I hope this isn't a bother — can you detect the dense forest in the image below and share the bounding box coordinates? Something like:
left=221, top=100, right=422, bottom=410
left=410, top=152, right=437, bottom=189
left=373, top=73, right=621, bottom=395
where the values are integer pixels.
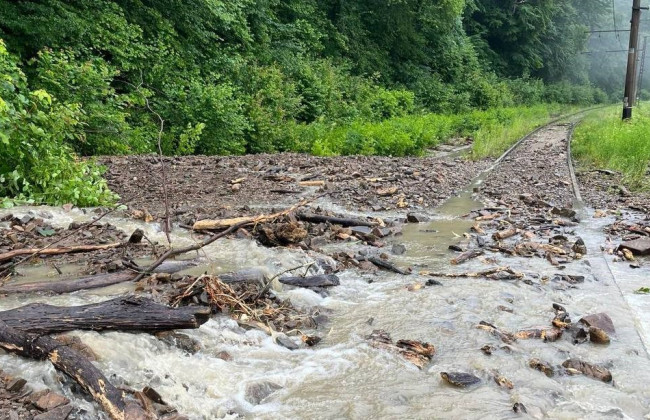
left=0, top=0, right=638, bottom=205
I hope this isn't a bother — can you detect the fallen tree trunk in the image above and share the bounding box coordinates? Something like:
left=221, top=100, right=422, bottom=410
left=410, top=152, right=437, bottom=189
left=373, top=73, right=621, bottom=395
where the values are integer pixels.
left=367, top=256, right=410, bottom=275
left=0, top=259, right=203, bottom=295
left=220, top=268, right=267, bottom=284
left=0, top=243, right=123, bottom=264
left=493, top=228, right=517, bottom=241
left=0, top=272, right=136, bottom=295
left=0, top=320, right=141, bottom=420
left=450, top=249, right=484, bottom=265
left=423, top=266, right=522, bottom=279
left=279, top=274, right=340, bottom=288
left=0, top=296, right=211, bottom=334
left=296, top=213, right=377, bottom=227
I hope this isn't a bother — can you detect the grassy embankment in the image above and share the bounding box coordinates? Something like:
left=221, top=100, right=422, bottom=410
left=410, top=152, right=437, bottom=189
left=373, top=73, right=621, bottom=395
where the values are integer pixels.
left=295, top=103, right=576, bottom=158
left=573, top=106, right=650, bottom=189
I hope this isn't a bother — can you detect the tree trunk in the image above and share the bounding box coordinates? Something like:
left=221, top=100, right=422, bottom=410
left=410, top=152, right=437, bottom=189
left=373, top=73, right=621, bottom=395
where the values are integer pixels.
left=0, top=272, right=136, bottom=295
left=296, top=213, right=377, bottom=227
left=0, top=243, right=123, bottom=263
left=0, top=296, right=211, bottom=334
left=0, top=320, right=142, bottom=420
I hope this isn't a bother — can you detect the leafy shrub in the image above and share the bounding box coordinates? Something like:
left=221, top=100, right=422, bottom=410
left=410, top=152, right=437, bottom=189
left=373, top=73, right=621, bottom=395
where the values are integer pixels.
left=0, top=40, right=115, bottom=206
left=573, top=106, right=650, bottom=188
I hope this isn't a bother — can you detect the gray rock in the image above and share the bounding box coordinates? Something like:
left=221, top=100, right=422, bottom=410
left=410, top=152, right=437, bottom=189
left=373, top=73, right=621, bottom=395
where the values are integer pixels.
left=406, top=213, right=429, bottom=223
left=619, top=237, right=650, bottom=256
left=33, top=404, right=73, bottom=420
left=274, top=333, right=299, bottom=350
left=244, top=381, right=282, bottom=405
left=391, top=243, right=406, bottom=255
left=580, top=313, right=615, bottom=335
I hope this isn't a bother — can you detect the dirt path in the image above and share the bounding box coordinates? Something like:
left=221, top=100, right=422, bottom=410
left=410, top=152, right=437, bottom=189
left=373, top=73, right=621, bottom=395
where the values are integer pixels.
left=479, top=122, right=576, bottom=208
left=100, top=152, right=490, bottom=224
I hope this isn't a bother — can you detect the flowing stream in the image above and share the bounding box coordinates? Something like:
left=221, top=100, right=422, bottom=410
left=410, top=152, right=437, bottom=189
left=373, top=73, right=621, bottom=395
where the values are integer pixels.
left=1, top=170, right=650, bottom=419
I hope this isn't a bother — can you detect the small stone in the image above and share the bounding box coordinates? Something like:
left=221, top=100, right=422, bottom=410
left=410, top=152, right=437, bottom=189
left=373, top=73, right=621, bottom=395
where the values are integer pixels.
left=425, top=279, right=442, bottom=286
left=580, top=313, right=615, bottom=335
left=231, top=183, right=241, bottom=192
left=274, top=333, right=298, bottom=350
left=440, top=372, right=481, bottom=387
left=513, top=402, right=527, bottom=414
left=562, top=358, right=612, bottom=383
left=6, top=378, right=27, bottom=393
left=391, top=244, right=406, bottom=255
left=529, top=358, right=554, bottom=377
left=619, top=237, right=650, bottom=256
left=572, top=238, right=587, bottom=255
left=216, top=351, right=232, bottom=361
left=588, top=326, right=610, bottom=344
left=244, top=381, right=282, bottom=405
left=406, top=213, right=429, bottom=223
left=33, top=404, right=73, bottom=420
left=31, top=390, right=69, bottom=411
left=155, top=331, right=202, bottom=354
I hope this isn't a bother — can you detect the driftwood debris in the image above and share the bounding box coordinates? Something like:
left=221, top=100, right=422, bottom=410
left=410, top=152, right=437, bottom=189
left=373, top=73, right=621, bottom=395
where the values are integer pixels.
left=450, top=249, right=484, bottom=265
left=279, top=274, right=340, bottom=288
left=423, top=266, right=523, bottom=280
left=0, top=243, right=123, bottom=264
left=0, top=320, right=143, bottom=420
left=367, top=256, right=410, bottom=275
left=0, top=259, right=201, bottom=295
left=0, top=272, right=136, bottom=295
left=0, top=296, right=210, bottom=334
left=367, top=329, right=435, bottom=369
left=296, top=213, right=377, bottom=228
left=493, top=227, right=517, bottom=241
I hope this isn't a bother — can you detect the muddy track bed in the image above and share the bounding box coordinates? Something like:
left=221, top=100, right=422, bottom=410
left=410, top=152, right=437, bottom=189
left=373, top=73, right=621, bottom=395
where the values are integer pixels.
left=100, top=152, right=491, bottom=223
left=1, top=118, right=650, bottom=419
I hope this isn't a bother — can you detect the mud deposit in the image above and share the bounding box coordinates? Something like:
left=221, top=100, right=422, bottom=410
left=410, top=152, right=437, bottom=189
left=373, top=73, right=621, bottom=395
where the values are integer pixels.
left=0, top=119, right=649, bottom=419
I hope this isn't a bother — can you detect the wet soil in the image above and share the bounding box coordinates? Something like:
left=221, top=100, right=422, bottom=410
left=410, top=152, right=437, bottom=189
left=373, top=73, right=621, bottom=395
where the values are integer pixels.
left=478, top=123, right=576, bottom=209
left=576, top=169, right=650, bottom=213
left=0, top=210, right=163, bottom=275
left=99, top=152, right=491, bottom=224
left=0, top=370, right=73, bottom=420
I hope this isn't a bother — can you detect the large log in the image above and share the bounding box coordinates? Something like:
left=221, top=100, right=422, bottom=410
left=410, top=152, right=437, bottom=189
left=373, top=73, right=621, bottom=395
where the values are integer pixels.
left=279, top=274, right=340, bottom=288
left=0, top=320, right=142, bottom=420
left=0, top=272, right=136, bottom=295
left=0, top=259, right=201, bottom=295
left=296, top=213, right=377, bottom=227
left=0, top=296, right=211, bottom=334
left=0, top=243, right=123, bottom=264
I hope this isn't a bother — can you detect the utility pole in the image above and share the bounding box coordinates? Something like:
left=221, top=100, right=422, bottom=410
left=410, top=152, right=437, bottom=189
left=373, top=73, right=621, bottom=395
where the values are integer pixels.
left=623, top=0, right=643, bottom=120
left=636, top=36, right=648, bottom=104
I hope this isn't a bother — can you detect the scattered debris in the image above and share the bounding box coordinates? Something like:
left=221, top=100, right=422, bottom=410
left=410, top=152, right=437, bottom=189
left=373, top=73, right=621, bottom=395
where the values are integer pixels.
left=367, top=330, right=435, bottom=369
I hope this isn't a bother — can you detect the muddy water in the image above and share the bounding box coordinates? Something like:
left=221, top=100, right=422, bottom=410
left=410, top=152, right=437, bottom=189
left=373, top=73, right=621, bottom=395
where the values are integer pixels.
left=2, top=194, right=650, bottom=419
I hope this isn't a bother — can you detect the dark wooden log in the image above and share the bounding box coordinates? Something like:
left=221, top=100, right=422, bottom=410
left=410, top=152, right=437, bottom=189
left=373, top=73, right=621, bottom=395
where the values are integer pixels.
left=296, top=213, right=377, bottom=227
left=0, top=320, right=142, bottom=420
left=450, top=249, right=484, bottom=265
left=0, top=243, right=123, bottom=264
left=0, top=296, right=211, bottom=334
left=220, top=268, right=267, bottom=284
left=279, top=274, right=340, bottom=288
left=493, top=228, right=517, bottom=241
left=367, top=256, right=410, bottom=275
left=0, top=259, right=203, bottom=296
left=0, top=272, right=136, bottom=295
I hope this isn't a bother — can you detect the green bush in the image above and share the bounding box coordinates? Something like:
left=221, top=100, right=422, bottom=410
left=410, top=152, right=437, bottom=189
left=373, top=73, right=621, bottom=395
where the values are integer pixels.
left=573, top=106, right=650, bottom=188
left=0, top=40, right=115, bottom=206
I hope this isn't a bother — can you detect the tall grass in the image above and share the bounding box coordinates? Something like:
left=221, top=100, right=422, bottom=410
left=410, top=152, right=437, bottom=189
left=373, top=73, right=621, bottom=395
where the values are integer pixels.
left=285, top=104, right=573, bottom=158
left=573, top=106, right=650, bottom=189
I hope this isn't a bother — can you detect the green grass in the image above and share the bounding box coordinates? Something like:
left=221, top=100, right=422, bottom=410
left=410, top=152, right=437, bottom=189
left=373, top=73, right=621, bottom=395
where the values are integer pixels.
left=468, top=104, right=576, bottom=159
left=286, top=104, right=576, bottom=158
left=573, top=106, right=650, bottom=189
